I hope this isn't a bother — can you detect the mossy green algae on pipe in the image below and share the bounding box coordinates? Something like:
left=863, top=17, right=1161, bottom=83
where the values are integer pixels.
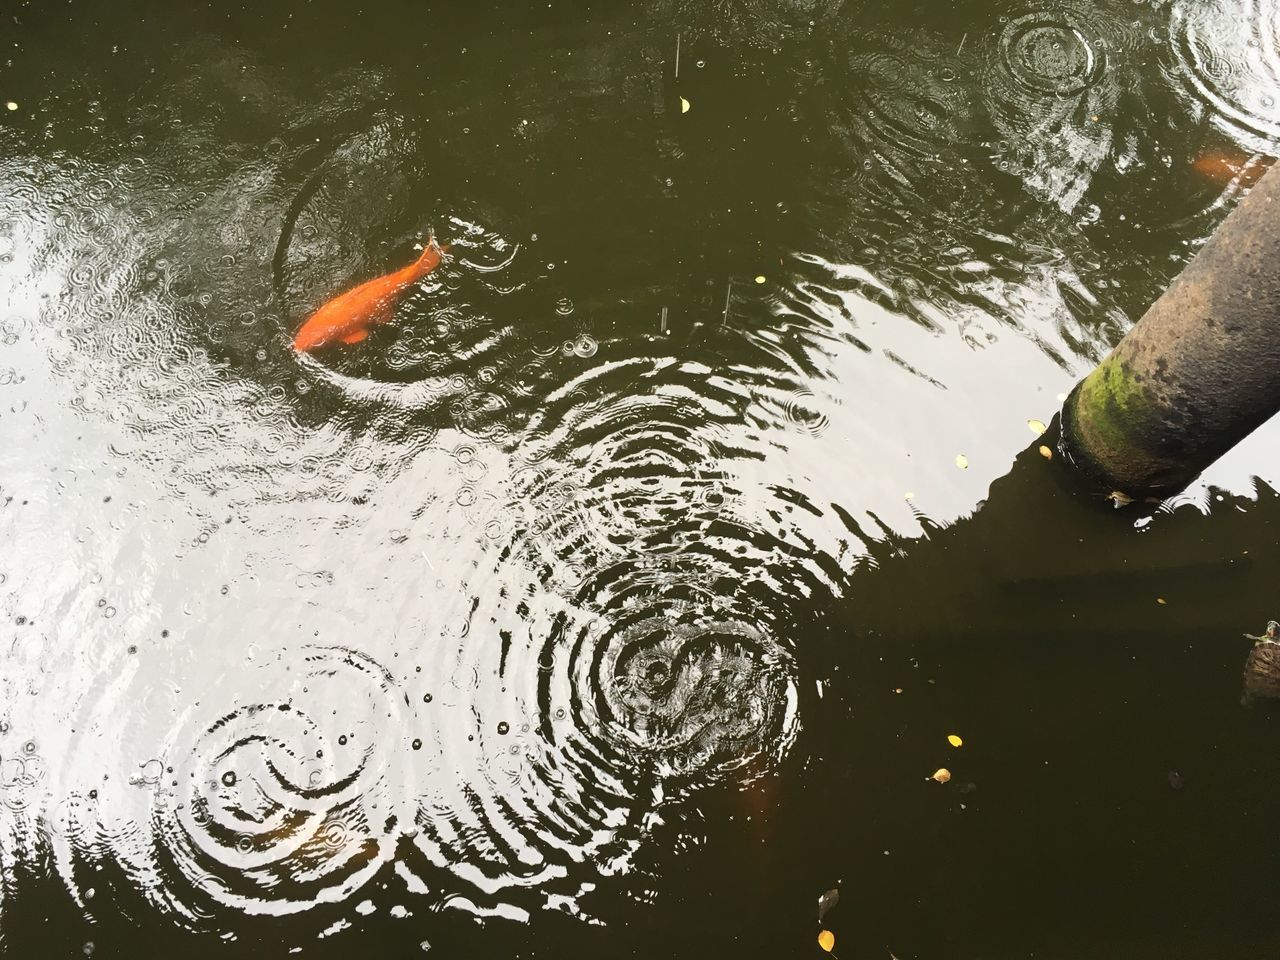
left=1061, top=162, right=1280, bottom=500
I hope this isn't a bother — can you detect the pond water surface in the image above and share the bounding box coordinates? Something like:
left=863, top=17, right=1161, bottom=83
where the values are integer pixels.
left=2, top=1, right=1280, bottom=957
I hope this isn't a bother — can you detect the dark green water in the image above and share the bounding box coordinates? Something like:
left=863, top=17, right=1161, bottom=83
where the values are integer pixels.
left=2, top=0, right=1279, bottom=957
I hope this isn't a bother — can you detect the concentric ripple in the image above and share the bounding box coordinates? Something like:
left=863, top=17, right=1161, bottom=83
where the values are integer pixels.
left=557, top=599, right=799, bottom=790
left=151, top=646, right=404, bottom=920
left=378, top=349, right=835, bottom=916
left=45, top=645, right=408, bottom=929
left=981, top=5, right=1125, bottom=212
left=509, top=359, right=740, bottom=560
left=999, top=12, right=1103, bottom=97
left=1169, top=0, right=1280, bottom=140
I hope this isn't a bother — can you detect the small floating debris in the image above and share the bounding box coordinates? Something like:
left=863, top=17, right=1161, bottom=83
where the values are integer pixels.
left=4, top=102, right=16, bottom=112
left=930, top=768, right=952, bottom=783
left=1242, top=620, right=1280, bottom=704
left=947, top=734, right=963, bottom=747
left=955, top=453, right=969, bottom=470
left=1038, top=444, right=1053, bottom=460
left=1027, top=418, right=1047, bottom=435
left=1156, top=598, right=1168, bottom=605
left=817, top=888, right=839, bottom=923
left=754, top=275, right=766, bottom=284
left=818, top=929, right=836, bottom=952
left=680, top=96, right=691, bottom=113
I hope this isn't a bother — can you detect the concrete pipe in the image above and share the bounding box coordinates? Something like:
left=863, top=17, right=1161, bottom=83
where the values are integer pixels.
left=1060, top=161, right=1280, bottom=500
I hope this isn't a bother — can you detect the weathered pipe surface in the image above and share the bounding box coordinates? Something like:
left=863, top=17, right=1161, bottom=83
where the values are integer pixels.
left=1060, top=162, right=1280, bottom=499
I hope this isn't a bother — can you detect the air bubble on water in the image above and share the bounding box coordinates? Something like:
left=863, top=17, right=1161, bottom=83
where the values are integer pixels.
left=497, top=722, right=510, bottom=735
left=221, top=771, right=236, bottom=787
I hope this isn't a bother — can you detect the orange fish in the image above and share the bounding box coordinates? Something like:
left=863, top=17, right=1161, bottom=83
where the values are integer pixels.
left=293, top=239, right=448, bottom=352
left=1191, top=150, right=1266, bottom=188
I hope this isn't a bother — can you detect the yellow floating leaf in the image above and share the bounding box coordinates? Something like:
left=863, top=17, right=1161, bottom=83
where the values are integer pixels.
left=1157, top=597, right=1167, bottom=605
left=1038, top=444, right=1053, bottom=460
left=955, top=453, right=968, bottom=470
left=754, top=275, right=766, bottom=284
left=680, top=97, right=691, bottom=113
left=818, top=930, right=836, bottom=952
left=930, top=768, right=951, bottom=783
left=1027, top=418, right=1047, bottom=435
left=947, top=734, right=963, bottom=747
